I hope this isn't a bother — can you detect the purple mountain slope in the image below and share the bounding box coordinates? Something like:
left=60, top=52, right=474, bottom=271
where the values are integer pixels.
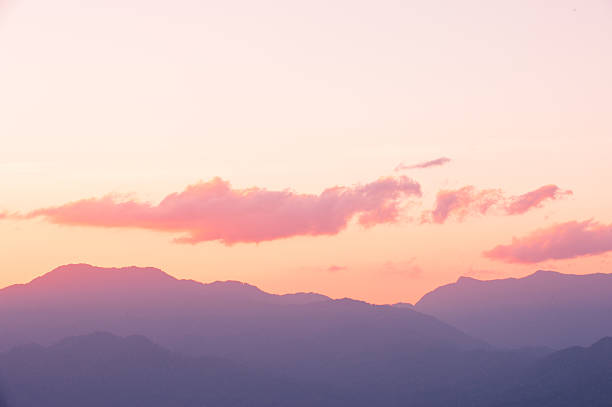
left=415, top=270, right=612, bottom=349
left=0, top=264, right=328, bottom=305
left=0, top=332, right=339, bottom=407
left=0, top=264, right=484, bottom=369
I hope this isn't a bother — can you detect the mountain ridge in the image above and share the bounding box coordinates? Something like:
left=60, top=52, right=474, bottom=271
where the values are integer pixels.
left=0, top=263, right=331, bottom=306
left=416, top=269, right=612, bottom=349
left=0, top=264, right=484, bottom=369
left=2, top=331, right=611, bottom=407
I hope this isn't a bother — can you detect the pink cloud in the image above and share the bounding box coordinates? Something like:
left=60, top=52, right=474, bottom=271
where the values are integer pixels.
left=26, top=176, right=421, bottom=244
left=423, top=184, right=571, bottom=224
left=424, top=186, right=503, bottom=223
left=327, top=265, right=347, bottom=272
left=484, top=220, right=612, bottom=263
left=505, top=185, right=572, bottom=215
left=395, top=157, right=451, bottom=171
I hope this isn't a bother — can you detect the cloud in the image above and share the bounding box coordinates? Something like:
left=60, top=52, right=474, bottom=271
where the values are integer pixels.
left=395, top=157, right=451, bottom=171
left=423, top=184, right=571, bottom=224
left=327, top=265, right=347, bottom=272
left=25, top=176, right=421, bottom=244
left=484, top=220, right=612, bottom=264
left=505, top=185, right=572, bottom=215
left=424, top=186, right=503, bottom=223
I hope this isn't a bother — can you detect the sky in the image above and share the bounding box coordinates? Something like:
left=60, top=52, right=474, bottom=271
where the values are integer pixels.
left=1, top=0, right=611, bottom=304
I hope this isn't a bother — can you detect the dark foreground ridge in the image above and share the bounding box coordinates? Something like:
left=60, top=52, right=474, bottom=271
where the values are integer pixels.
left=0, top=332, right=611, bottom=407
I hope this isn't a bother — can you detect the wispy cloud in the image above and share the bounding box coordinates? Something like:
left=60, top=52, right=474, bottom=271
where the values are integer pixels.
left=395, top=157, right=451, bottom=171
left=422, top=184, right=571, bottom=223
left=506, top=185, right=572, bottom=215
left=423, top=186, right=502, bottom=223
left=327, top=265, right=347, bottom=272
left=484, top=220, right=612, bottom=263
left=24, top=176, right=422, bottom=245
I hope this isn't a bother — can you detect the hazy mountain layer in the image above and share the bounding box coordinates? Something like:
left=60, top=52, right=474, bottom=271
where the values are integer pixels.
left=416, top=270, right=612, bottom=348
left=1, top=332, right=610, bottom=407
left=0, top=264, right=484, bottom=372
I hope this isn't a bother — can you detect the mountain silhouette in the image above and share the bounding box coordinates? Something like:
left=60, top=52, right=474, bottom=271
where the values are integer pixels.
left=0, top=332, right=609, bottom=407
left=0, top=332, right=340, bottom=407
left=2, top=265, right=612, bottom=406
left=0, top=264, right=484, bottom=372
left=485, top=337, right=612, bottom=407
left=1, top=264, right=329, bottom=305
left=416, top=270, right=612, bottom=349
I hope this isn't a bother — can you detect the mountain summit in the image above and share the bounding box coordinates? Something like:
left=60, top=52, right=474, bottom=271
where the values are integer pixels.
left=1, top=263, right=327, bottom=306
left=416, top=270, right=612, bottom=349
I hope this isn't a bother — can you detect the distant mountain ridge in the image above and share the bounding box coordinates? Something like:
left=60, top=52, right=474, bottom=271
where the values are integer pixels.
left=0, top=332, right=337, bottom=407
left=4, top=265, right=612, bottom=351
left=485, top=336, right=612, bottom=407
left=0, top=264, right=483, bottom=371
left=1, top=332, right=611, bottom=407
left=416, top=270, right=612, bottom=349
left=1, top=263, right=329, bottom=305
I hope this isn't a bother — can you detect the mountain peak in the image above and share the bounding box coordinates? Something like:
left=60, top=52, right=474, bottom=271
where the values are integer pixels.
left=528, top=270, right=561, bottom=278
left=456, top=276, right=479, bottom=283
left=590, top=336, right=612, bottom=351
left=392, top=302, right=414, bottom=309
left=416, top=270, right=612, bottom=349
left=199, top=280, right=269, bottom=299
left=0, top=264, right=336, bottom=308
left=205, top=280, right=261, bottom=290
left=46, top=263, right=171, bottom=277
left=21, top=264, right=178, bottom=293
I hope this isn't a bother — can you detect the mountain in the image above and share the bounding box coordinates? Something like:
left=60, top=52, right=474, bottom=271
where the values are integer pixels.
left=1, top=332, right=609, bottom=407
left=0, top=332, right=339, bottom=407
left=416, top=270, right=612, bottom=349
left=0, top=264, right=329, bottom=306
left=0, top=331, right=546, bottom=407
left=2, top=265, right=611, bottom=406
left=391, top=302, right=414, bottom=309
left=0, top=264, right=484, bottom=371
left=487, top=337, right=612, bottom=407
left=0, top=332, right=477, bottom=407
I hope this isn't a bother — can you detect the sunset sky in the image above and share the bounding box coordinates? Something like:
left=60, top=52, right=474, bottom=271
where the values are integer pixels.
left=1, top=0, right=611, bottom=304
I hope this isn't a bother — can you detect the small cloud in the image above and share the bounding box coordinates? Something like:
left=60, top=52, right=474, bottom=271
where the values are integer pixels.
left=484, top=219, right=612, bottom=263
left=422, top=184, right=572, bottom=224
left=422, top=186, right=502, bottom=224
left=505, top=185, right=572, bottom=215
left=395, top=157, right=451, bottom=171
left=327, top=265, right=347, bottom=272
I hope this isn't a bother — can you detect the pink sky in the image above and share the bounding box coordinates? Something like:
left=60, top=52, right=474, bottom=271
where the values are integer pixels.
left=1, top=0, right=611, bottom=304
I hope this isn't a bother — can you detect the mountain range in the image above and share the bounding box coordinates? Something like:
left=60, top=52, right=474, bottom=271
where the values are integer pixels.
left=1, top=331, right=610, bottom=407
left=416, top=270, right=612, bottom=349
left=0, top=264, right=483, bottom=368
left=1, top=264, right=611, bottom=406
